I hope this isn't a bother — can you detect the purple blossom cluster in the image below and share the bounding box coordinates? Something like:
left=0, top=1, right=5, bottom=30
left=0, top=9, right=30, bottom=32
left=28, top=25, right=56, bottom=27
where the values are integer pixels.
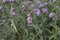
left=0, top=0, right=59, bottom=24
left=33, top=8, right=41, bottom=16
left=21, top=4, right=26, bottom=11
left=0, top=6, right=3, bottom=10
left=11, top=7, right=16, bottom=16
left=2, top=0, right=16, bottom=3
left=52, top=0, right=57, bottom=3
left=27, top=13, right=32, bottom=24
left=41, top=8, right=47, bottom=13
left=49, top=12, right=54, bottom=18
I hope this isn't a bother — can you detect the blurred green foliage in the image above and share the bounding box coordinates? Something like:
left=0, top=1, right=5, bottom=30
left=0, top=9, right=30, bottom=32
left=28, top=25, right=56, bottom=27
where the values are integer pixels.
left=0, top=0, right=60, bottom=40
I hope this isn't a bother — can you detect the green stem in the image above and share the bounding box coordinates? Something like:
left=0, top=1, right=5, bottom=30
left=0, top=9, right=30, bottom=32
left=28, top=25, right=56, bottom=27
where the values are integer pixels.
left=11, top=19, right=20, bottom=35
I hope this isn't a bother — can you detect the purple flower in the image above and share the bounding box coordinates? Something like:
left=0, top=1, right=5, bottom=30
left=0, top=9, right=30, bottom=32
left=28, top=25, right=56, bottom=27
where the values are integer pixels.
left=27, top=17, right=32, bottom=24
left=58, top=13, right=60, bottom=16
left=41, top=8, right=47, bottom=13
left=37, top=0, right=44, bottom=8
left=43, top=2, right=48, bottom=6
left=0, top=6, right=3, bottom=10
left=21, top=4, right=26, bottom=11
left=9, top=0, right=16, bottom=2
left=2, top=0, right=9, bottom=3
left=33, top=9, right=41, bottom=16
left=12, top=12, right=16, bottom=16
left=49, top=12, right=54, bottom=18
left=36, top=0, right=42, bottom=4
left=38, top=3, right=44, bottom=8
left=52, top=0, right=57, bottom=3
